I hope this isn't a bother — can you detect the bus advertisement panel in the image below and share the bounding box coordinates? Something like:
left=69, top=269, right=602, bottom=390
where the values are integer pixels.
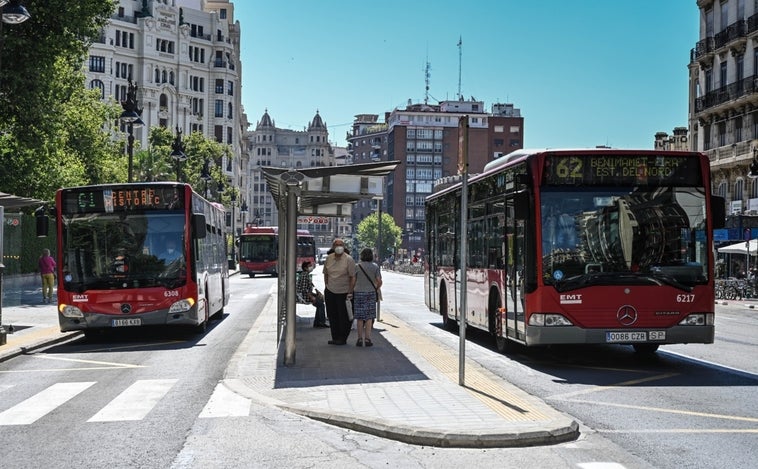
left=55, top=183, right=229, bottom=335
left=238, top=226, right=316, bottom=277
left=424, top=149, right=726, bottom=354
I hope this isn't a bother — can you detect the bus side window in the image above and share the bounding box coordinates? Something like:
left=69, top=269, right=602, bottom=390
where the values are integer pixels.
left=192, top=214, right=207, bottom=238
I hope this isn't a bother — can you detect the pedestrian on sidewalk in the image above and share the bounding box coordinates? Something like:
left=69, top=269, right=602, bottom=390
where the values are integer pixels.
left=354, top=248, right=382, bottom=347
left=298, top=260, right=328, bottom=328
left=38, top=248, right=56, bottom=303
left=322, top=238, right=356, bottom=345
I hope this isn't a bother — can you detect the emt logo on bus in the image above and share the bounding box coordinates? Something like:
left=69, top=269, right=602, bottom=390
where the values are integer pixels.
left=560, top=294, right=583, bottom=304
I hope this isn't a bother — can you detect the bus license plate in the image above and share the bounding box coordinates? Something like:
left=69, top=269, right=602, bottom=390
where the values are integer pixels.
left=112, top=318, right=141, bottom=327
left=606, top=331, right=646, bottom=342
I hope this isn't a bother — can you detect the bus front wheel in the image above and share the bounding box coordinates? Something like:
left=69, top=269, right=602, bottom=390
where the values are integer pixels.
left=632, top=344, right=659, bottom=354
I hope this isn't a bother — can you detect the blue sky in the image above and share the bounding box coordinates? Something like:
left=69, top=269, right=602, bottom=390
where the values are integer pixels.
left=234, top=1, right=699, bottom=149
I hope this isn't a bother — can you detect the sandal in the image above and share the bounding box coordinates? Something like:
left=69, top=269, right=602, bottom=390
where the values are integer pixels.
left=356, top=338, right=363, bottom=347
left=364, top=339, right=373, bottom=347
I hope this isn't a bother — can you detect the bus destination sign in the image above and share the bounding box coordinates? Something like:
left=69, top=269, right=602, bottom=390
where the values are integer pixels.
left=63, top=186, right=185, bottom=213
left=542, top=154, right=703, bottom=186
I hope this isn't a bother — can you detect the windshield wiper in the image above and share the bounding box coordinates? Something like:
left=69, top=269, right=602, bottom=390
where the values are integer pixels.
left=554, top=271, right=693, bottom=292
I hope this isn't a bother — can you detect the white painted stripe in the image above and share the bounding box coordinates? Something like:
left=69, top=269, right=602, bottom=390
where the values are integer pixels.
left=0, top=382, right=95, bottom=425
left=88, top=379, right=177, bottom=422
left=199, top=382, right=250, bottom=418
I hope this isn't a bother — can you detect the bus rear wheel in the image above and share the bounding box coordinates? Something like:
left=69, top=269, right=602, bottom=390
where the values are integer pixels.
left=440, top=287, right=456, bottom=332
left=489, top=293, right=509, bottom=354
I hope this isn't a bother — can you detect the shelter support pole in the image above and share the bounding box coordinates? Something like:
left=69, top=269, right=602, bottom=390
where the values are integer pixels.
left=284, top=183, right=299, bottom=366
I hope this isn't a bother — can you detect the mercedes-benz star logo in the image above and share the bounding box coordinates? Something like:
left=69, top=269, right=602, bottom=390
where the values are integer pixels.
left=616, top=305, right=638, bottom=326
left=121, top=303, right=132, bottom=314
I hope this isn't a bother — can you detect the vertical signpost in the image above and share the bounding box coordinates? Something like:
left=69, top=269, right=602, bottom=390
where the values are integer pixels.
left=458, top=115, right=469, bottom=386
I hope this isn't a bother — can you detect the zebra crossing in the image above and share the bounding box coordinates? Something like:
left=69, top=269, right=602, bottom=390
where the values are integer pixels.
left=0, top=379, right=251, bottom=426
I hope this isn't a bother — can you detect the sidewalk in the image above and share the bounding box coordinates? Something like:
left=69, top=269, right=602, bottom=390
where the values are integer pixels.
left=223, top=288, right=578, bottom=448
left=0, top=281, right=579, bottom=448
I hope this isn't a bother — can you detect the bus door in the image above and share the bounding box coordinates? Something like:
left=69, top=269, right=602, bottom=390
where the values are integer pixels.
left=504, top=195, right=527, bottom=341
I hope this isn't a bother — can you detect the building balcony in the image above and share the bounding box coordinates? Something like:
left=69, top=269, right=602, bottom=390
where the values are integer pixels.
left=695, top=76, right=757, bottom=113
left=714, top=19, right=747, bottom=50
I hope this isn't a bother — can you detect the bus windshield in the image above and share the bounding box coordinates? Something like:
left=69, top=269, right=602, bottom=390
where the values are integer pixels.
left=540, top=185, right=708, bottom=291
left=239, top=235, right=277, bottom=262
left=61, top=211, right=187, bottom=291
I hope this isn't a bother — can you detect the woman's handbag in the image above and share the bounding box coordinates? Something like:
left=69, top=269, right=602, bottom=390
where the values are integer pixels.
left=358, top=264, right=381, bottom=302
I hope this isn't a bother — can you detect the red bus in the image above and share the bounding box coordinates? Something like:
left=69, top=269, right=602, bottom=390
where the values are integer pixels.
left=55, top=183, right=230, bottom=336
left=425, top=149, right=726, bottom=354
left=238, top=226, right=316, bottom=278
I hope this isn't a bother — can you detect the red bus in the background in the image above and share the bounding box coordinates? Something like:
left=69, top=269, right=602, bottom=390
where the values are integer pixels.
left=55, top=183, right=229, bottom=337
left=238, top=226, right=316, bottom=278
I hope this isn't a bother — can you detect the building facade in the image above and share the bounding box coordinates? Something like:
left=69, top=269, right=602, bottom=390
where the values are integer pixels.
left=348, top=99, right=524, bottom=259
left=247, top=109, right=337, bottom=247
left=83, top=0, right=246, bottom=220
left=690, top=0, right=758, bottom=220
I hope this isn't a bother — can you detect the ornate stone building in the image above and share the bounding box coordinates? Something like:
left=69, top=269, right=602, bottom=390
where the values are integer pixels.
left=247, top=109, right=336, bottom=247
left=690, top=0, right=758, bottom=219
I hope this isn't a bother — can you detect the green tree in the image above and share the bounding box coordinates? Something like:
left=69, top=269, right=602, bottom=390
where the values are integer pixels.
left=355, top=212, right=402, bottom=261
left=0, top=0, right=118, bottom=202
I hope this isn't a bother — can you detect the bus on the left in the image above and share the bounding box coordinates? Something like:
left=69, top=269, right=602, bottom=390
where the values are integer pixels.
left=53, top=183, right=230, bottom=336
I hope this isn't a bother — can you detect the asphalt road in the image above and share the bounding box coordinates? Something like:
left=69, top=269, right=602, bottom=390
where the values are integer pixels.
left=0, top=271, right=755, bottom=469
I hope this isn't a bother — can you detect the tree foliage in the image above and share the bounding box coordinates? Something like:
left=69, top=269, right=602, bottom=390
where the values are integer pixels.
left=0, top=0, right=118, bottom=203
left=355, top=212, right=402, bottom=261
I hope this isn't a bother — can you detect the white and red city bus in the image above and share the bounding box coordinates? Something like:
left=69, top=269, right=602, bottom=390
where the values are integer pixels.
left=424, top=148, right=726, bottom=354
left=238, top=226, right=316, bottom=277
left=55, top=183, right=230, bottom=336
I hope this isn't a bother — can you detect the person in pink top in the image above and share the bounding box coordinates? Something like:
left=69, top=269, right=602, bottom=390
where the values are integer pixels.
left=38, top=248, right=56, bottom=303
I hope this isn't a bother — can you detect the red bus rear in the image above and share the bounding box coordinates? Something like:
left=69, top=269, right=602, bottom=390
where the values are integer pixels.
left=238, top=226, right=316, bottom=278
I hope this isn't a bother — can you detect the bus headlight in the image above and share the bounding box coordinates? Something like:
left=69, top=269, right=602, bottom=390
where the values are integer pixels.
left=169, top=298, right=196, bottom=314
left=59, top=304, right=84, bottom=318
left=678, top=313, right=714, bottom=326
left=528, top=313, right=573, bottom=327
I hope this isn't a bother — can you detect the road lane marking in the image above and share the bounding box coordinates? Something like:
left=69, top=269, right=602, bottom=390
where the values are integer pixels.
left=199, top=381, right=251, bottom=418
left=548, top=373, right=680, bottom=399
left=0, top=355, right=145, bottom=373
left=0, top=382, right=95, bottom=425
left=88, top=379, right=177, bottom=422
left=562, top=398, right=758, bottom=423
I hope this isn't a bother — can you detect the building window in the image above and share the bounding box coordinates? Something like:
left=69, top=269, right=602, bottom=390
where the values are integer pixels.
left=89, top=56, right=105, bottom=73
left=215, top=100, right=224, bottom=118
left=215, top=79, right=224, bottom=93
left=735, top=178, right=744, bottom=202
left=90, top=79, right=105, bottom=99
left=220, top=8, right=227, bottom=19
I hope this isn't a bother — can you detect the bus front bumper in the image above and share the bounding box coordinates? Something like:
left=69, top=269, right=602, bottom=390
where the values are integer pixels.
left=525, top=325, right=715, bottom=347
left=59, top=305, right=202, bottom=332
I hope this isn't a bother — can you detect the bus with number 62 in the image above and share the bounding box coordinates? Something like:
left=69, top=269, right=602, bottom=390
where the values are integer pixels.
left=424, top=148, right=726, bottom=354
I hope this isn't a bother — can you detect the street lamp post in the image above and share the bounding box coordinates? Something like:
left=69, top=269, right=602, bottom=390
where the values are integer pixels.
left=229, top=190, right=237, bottom=269
left=0, top=0, right=30, bottom=346
left=200, top=158, right=212, bottom=198
left=240, top=200, right=248, bottom=232
left=119, top=79, right=143, bottom=183
left=170, top=126, right=186, bottom=182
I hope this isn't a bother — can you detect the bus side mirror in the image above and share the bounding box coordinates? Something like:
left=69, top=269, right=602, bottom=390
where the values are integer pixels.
left=513, top=191, right=530, bottom=220
left=35, top=206, right=49, bottom=237
left=711, top=196, right=726, bottom=229
left=192, top=214, right=207, bottom=239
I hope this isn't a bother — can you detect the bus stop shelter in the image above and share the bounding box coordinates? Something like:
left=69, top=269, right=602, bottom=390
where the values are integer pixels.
left=0, top=192, right=45, bottom=345
left=260, top=161, right=400, bottom=365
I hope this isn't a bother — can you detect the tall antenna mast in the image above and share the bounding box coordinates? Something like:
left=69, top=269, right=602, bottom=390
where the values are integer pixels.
left=457, top=36, right=462, bottom=100
left=424, top=55, right=431, bottom=105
